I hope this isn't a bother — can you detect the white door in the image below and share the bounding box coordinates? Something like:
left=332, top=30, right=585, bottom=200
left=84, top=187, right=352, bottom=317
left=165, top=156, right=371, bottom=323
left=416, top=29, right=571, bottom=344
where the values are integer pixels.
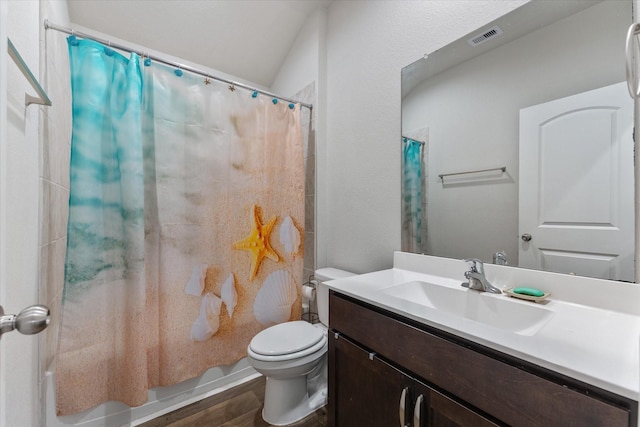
left=0, top=1, right=6, bottom=422
left=519, top=82, right=634, bottom=281
left=1, top=2, right=51, bottom=425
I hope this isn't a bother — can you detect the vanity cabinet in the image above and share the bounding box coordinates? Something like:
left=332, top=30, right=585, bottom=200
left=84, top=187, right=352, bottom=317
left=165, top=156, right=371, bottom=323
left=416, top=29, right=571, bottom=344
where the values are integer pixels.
left=327, top=291, right=636, bottom=427
left=330, top=331, right=498, bottom=426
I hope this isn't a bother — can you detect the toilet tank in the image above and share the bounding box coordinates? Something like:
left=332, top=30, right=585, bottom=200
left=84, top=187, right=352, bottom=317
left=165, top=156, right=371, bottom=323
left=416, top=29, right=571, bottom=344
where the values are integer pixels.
left=315, top=268, right=355, bottom=326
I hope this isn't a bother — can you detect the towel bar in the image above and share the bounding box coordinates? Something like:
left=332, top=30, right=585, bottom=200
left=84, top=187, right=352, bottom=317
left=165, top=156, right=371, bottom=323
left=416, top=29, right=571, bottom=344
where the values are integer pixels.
left=439, top=166, right=506, bottom=181
left=7, top=38, right=52, bottom=107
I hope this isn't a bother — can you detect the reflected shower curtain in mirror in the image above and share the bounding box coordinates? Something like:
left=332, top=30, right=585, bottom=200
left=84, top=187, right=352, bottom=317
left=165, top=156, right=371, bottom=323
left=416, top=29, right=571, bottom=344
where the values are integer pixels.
left=56, top=38, right=305, bottom=415
left=401, top=138, right=425, bottom=253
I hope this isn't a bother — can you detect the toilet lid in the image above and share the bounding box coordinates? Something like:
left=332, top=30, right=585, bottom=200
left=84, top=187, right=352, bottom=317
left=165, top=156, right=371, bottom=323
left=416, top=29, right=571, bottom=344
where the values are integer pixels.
left=249, top=321, right=324, bottom=356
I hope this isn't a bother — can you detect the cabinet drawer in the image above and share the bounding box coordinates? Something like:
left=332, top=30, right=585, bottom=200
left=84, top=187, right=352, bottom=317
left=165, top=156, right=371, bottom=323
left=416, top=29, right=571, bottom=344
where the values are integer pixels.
left=330, top=292, right=631, bottom=427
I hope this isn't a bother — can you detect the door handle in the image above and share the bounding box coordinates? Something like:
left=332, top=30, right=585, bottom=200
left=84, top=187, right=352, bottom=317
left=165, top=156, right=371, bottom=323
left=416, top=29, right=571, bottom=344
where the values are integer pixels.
left=0, top=304, right=50, bottom=339
left=413, top=394, right=424, bottom=427
left=399, top=387, right=409, bottom=427
left=626, top=23, right=640, bottom=99
left=521, top=233, right=532, bottom=242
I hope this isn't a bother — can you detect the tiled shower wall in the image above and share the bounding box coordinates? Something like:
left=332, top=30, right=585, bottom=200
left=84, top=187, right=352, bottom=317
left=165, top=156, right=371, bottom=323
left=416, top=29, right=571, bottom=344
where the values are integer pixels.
left=295, top=81, right=317, bottom=282
left=38, top=25, right=318, bottom=371
left=39, top=0, right=72, bottom=374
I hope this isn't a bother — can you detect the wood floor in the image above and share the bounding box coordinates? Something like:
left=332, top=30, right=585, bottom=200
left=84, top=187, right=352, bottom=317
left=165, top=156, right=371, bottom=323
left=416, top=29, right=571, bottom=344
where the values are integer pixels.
left=139, top=376, right=328, bottom=427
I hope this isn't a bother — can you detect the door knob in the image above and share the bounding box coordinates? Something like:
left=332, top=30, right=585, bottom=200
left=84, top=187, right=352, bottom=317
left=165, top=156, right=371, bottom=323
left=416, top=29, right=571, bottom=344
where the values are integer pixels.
left=0, top=304, right=50, bottom=339
left=521, top=233, right=532, bottom=242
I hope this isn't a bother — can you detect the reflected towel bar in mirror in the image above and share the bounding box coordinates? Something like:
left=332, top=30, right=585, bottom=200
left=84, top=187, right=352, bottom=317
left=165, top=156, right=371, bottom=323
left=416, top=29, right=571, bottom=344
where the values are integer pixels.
left=402, top=135, right=426, bottom=145
left=438, top=166, right=506, bottom=181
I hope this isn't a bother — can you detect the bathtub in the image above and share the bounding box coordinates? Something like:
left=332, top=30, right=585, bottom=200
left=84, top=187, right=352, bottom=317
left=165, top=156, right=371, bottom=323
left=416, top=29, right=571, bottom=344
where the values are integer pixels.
left=44, top=358, right=259, bottom=426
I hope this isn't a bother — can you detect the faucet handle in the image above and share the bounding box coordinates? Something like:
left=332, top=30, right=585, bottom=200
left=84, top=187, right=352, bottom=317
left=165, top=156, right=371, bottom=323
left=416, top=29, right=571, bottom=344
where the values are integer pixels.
left=463, top=258, right=484, bottom=273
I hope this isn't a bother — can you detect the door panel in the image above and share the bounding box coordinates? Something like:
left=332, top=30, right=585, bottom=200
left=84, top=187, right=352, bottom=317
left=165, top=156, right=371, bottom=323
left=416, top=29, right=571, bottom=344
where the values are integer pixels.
left=330, top=334, right=410, bottom=427
left=1, top=2, right=46, bottom=425
left=519, top=82, right=634, bottom=281
left=0, top=0, right=6, bottom=423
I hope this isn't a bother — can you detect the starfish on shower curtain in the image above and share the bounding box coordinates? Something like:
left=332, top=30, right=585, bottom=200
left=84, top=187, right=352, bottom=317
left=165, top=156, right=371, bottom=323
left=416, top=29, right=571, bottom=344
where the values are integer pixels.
left=233, top=204, right=280, bottom=280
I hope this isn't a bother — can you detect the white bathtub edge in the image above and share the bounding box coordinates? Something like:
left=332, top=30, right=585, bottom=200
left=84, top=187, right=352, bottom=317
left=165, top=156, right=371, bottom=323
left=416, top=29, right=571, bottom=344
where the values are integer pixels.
left=45, top=358, right=260, bottom=427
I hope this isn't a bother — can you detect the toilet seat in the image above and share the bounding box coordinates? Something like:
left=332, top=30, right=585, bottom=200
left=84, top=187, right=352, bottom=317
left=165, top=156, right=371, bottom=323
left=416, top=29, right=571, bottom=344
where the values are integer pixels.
left=249, top=321, right=326, bottom=362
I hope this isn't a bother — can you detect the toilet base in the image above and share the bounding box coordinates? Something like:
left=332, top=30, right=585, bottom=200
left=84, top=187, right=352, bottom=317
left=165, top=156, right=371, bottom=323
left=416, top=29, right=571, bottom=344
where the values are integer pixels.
left=262, top=375, right=327, bottom=426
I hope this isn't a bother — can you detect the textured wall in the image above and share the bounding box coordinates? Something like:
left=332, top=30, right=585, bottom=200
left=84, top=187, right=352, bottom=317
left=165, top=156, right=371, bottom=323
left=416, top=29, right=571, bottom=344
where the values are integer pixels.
left=322, top=1, right=527, bottom=273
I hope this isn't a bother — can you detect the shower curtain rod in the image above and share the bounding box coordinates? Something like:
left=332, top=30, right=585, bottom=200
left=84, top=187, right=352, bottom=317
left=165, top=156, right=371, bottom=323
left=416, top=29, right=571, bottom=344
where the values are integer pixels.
left=43, top=20, right=313, bottom=110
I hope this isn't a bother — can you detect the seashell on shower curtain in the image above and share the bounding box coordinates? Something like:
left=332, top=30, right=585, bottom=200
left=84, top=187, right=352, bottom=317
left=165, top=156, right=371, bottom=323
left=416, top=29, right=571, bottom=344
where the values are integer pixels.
left=55, top=38, right=305, bottom=415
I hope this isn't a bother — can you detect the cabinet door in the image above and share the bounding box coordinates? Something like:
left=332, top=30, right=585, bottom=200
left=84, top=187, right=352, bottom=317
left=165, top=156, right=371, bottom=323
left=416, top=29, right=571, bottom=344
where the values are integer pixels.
left=423, top=387, right=500, bottom=427
left=329, top=334, right=412, bottom=427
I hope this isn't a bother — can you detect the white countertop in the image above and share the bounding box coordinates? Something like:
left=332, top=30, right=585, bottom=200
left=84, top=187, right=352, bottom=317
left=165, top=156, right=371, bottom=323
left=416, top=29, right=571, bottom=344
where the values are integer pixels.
left=326, top=263, right=640, bottom=401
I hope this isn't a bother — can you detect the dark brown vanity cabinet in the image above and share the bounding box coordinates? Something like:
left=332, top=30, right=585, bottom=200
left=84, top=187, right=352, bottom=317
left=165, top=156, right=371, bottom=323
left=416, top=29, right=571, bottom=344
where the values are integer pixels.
left=329, top=331, right=498, bottom=426
left=327, top=292, right=637, bottom=427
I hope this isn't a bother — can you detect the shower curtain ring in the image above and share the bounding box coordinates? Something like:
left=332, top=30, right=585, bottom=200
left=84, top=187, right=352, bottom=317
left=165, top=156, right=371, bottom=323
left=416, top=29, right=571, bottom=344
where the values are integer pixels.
left=69, top=29, right=79, bottom=46
left=104, top=40, right=114, bottom=57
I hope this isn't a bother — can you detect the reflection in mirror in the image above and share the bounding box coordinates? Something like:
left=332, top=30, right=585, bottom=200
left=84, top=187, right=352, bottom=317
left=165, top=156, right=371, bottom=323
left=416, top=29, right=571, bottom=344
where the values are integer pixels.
left=401, top=136, right=427, bottom=254
left=401, top=0, right=634, bottom=281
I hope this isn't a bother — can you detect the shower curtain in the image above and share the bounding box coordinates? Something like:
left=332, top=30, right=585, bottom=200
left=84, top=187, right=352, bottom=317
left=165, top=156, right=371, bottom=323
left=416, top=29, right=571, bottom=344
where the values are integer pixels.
left=401, top=138, right=425, bottom=253
left=56, top=38, right=305, bottom=415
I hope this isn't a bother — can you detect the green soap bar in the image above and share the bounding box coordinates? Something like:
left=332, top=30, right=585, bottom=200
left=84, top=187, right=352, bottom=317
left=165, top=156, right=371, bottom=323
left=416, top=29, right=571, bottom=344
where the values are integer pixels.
left=513, top=287, right=545, bottom=297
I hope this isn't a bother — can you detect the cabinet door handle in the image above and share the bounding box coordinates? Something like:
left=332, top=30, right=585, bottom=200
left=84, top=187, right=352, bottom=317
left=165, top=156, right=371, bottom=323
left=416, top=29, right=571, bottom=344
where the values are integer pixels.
left=399, top=387, right=409, bottom=427
left=413, top=394, right=424, bottom=427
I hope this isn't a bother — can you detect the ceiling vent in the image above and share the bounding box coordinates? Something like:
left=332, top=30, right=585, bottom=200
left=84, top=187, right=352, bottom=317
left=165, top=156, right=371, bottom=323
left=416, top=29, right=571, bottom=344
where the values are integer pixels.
left=467, top=25, right=503, bottom=47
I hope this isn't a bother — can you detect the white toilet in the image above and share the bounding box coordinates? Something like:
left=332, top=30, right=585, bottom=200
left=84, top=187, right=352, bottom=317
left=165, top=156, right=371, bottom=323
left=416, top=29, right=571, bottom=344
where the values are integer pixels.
left=247, top=268, right=355, bottom=426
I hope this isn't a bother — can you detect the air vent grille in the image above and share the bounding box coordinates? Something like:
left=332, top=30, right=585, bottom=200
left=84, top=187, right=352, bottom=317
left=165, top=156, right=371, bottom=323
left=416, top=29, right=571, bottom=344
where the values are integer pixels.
left=467, top=25, right=503, bottom=47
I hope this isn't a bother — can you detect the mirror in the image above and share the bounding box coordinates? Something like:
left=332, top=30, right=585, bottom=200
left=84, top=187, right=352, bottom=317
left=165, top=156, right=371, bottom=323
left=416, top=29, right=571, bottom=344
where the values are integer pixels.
left=401, top=0, right=635, bottom=281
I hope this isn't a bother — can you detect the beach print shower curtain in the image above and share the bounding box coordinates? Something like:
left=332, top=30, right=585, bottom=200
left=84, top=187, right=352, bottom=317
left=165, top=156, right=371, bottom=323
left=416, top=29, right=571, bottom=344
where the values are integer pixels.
left=401, top=138, right=424, bottom=253
left=56, top=38, right=305, bottom=415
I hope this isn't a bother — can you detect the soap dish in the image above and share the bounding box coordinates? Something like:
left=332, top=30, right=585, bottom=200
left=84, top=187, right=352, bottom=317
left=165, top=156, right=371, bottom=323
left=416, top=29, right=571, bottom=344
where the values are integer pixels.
left=503, top=288, right=550, bottom=303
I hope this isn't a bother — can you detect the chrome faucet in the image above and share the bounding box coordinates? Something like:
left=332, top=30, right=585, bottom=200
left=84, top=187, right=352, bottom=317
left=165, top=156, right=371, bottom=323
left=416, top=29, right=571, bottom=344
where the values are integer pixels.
left=493, top=251, right=507, bottom=265
left=462, top=259, right=502, bottom=294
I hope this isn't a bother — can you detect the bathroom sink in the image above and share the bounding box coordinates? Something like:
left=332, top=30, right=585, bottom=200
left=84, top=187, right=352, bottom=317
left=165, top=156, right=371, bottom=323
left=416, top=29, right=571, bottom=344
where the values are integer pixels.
left=380, top=280, right=554, bottom=336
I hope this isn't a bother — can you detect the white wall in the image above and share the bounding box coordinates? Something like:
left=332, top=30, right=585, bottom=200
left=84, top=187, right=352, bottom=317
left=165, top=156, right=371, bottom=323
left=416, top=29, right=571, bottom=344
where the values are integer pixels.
left=321, top=1, right=527, bottom=273
left=270, top=9, right=323, bottom=97
left=402, top=1, right=629, bottom=265
left=270, top=8, right=328, bottom=279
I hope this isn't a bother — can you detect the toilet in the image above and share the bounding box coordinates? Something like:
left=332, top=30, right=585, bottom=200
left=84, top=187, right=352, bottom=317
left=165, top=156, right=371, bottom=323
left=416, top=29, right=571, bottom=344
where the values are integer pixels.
left=247, top=268, right=355, bottom=426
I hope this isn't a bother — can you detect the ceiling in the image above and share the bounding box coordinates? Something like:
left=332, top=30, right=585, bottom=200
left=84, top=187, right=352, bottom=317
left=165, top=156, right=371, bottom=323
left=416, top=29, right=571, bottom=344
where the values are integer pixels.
left=401, top=0, right=598, bottom=98
left=66, top=0, right=332, bottom=88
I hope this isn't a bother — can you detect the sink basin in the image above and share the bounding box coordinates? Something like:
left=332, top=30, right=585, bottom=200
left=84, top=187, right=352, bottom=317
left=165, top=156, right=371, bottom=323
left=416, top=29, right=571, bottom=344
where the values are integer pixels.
left=380, top=280, right=554, bottom=336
